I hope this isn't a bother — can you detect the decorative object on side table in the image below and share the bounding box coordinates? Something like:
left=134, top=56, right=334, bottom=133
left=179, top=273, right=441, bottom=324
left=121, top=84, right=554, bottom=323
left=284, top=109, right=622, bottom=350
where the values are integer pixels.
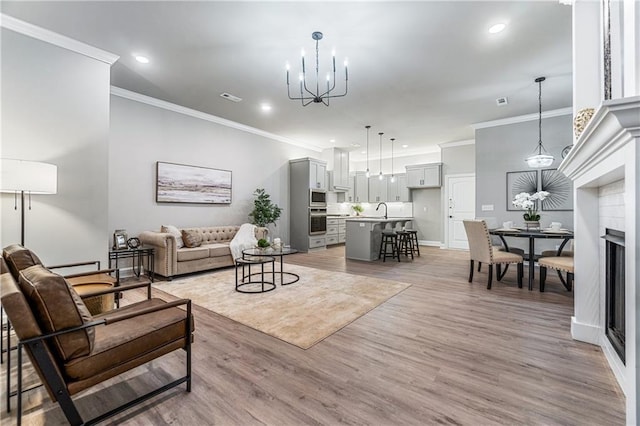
left=127, top=237, right=140, bottom=249
left=512, top=191, right=550, bottom=229
left=113, top=229, right=128, bottom=250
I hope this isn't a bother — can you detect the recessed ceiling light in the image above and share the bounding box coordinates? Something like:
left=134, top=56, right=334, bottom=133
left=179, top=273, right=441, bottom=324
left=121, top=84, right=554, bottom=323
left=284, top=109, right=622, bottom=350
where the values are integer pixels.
left=134, top=55, right=150, bottom=64
left=261, top=104, right=272, bottom=112
left=488, top=23, right=506, bottom=34
left=330, top=139, right=336, bottom=143
left=361, top=150, right=366, bottom=154
left=351, top=143, right=361, bottom=147
left=402, top=144, right=409, bottom=148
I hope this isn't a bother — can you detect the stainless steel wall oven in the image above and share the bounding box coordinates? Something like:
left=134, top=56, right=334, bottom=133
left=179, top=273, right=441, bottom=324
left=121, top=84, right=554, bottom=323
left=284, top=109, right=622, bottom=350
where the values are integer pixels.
left=309, top=208, right=327, bottom=235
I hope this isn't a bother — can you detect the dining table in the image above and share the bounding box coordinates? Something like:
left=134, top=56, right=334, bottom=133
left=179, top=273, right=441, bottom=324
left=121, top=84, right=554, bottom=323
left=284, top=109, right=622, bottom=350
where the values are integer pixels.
left=489, top=227, right=574, bottom=291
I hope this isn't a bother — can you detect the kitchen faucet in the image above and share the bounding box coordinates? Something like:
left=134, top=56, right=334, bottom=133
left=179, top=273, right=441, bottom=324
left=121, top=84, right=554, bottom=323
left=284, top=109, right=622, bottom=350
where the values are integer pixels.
left=376, top=202, right=388, bottom=219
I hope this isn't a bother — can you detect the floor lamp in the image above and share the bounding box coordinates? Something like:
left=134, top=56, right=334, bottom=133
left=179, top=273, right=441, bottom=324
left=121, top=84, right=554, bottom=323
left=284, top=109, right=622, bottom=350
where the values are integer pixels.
left=0, top=159, right=58, bottom=246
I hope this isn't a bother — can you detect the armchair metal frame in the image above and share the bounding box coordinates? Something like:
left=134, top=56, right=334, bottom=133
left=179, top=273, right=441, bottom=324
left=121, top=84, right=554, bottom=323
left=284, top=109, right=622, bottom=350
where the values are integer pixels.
left=4, top=279, right=191, bottom=426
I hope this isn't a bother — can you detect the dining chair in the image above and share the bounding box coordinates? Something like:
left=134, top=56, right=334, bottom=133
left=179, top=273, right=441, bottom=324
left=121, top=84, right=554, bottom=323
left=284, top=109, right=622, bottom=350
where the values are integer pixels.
left=474, top=217, right=525, bottom=272
left=539, top=256, right=574, bottom=292
left=463, top=220, right=524, bottom=289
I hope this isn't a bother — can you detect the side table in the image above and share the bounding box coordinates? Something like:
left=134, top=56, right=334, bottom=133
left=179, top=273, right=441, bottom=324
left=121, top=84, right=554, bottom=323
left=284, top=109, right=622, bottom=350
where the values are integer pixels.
left=235, top=256, right=276, bottom=293
left=108, top=247, right=154, bottom=282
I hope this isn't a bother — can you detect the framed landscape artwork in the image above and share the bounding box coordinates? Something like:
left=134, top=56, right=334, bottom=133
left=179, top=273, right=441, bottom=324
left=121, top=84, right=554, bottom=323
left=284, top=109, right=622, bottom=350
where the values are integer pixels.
left=156, top=161, right=232, bottom=204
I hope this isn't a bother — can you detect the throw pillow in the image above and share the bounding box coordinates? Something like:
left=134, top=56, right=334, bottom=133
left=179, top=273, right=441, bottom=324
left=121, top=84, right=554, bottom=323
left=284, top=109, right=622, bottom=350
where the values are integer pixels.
left=181, top=229, right=203, bottom=248
left=161, top=225, right=184, bottom=249
left=18, top=264, right=94, bottom=361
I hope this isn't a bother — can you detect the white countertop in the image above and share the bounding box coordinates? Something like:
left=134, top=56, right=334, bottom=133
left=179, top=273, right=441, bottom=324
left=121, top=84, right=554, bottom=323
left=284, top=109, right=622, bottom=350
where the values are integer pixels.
left=345, top=217, right=413, bottom=223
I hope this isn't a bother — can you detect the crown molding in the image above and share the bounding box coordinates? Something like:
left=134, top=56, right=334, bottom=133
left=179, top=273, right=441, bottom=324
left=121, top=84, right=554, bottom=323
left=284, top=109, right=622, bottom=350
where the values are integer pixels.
left=438, top=139, right=475, bottom=148
left=471, top=107, right=572, bottom=130
left=110, top=87, right=323, bottom=152
left=1, top=14, right=119, bottom=65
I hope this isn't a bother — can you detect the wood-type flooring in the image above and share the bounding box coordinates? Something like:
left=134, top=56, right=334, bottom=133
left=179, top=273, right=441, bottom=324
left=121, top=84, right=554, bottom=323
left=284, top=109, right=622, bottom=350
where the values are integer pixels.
left=1, top=246, right=625, bottom=425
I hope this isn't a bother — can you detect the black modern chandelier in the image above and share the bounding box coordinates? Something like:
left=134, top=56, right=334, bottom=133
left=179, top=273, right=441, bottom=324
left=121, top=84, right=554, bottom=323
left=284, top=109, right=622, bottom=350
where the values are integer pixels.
left=286, top=31, right=348, bottom=106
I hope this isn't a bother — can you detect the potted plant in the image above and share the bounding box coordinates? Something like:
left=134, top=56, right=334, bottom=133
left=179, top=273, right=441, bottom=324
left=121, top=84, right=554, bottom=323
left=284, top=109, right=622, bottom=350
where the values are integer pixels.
left=351, top=204, right=364, bottom=216
left=248, top=188, right=283, bottom=229
left=512, top=191, right=550, bottom=229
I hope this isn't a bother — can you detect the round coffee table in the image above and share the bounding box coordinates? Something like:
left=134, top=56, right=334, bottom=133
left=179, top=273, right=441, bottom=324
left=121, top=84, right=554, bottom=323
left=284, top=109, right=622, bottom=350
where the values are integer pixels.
left=242, top=247, right=299, bottom=286
left=235, top=255, right=276, bottom=293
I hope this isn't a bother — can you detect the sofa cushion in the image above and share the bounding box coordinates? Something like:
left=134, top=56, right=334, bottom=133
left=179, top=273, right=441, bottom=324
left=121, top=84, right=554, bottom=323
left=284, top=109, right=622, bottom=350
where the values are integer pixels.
left=181, top=229, right=203, bottom=248
left=161, top=225, right=184, bottom=249
left=18, top=265, right=94, bottom=361
left=176, top=247, right=210, bottom=262
left=65, top=298, right=192, bottom=380
left=3, top=244, right=43, bottom=280
left=203, top=243, right=231, bottom=258
left=190, top=226, right=240, bottom=244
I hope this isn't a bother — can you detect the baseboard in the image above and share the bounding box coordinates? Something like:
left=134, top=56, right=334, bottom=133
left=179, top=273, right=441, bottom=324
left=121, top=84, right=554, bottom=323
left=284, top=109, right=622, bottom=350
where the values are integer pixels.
left=418, top=240, right=442, bottom=247
left=571, top=316, right=601, bottom=345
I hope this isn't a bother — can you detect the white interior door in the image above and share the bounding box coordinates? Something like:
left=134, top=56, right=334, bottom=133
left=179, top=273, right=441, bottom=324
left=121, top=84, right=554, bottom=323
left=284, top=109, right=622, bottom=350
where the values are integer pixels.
left=446, top=175, right=475, bottom=249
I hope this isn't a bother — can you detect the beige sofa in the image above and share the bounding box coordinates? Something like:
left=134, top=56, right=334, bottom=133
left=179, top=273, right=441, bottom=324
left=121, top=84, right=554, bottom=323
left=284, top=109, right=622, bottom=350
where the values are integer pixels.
left=140, top=226, right=266, bottom=280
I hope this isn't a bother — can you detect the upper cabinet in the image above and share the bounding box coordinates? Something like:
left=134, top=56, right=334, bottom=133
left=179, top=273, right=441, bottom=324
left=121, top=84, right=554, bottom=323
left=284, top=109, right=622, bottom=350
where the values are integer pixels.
left=353, top=171, right=368, bottom=203
left=387, top=173, right=410, bottom=202
left=291, top=158, right=327, bottom=190
left=369, top=175, right=388, bottom=203
left=334, top=149, right=350, bottom=190
left=309, top=159, right=327, bottom=190
left=406, top=163, right=442, bottom=188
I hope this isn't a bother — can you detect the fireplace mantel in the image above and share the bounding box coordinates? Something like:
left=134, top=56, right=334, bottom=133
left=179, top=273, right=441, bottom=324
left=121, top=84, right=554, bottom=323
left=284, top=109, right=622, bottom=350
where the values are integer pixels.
left=559, top=96, right=640, bottom=183
left=557, top=95, right=639, bottom=424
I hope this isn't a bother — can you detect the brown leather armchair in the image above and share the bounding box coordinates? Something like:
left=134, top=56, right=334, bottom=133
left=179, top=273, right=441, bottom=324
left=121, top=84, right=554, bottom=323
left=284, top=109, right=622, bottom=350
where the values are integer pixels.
left=1, top=248, right=193, bottom=426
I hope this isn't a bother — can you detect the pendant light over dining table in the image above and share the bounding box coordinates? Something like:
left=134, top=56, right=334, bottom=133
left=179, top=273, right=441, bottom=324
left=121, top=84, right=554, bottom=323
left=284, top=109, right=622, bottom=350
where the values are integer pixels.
left=525, top=76, right=555, bottom=168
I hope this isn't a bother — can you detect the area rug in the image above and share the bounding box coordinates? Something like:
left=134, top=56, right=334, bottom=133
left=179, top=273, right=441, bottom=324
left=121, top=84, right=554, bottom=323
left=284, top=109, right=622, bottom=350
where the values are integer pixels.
left=152, top=264, right=411, bottom=349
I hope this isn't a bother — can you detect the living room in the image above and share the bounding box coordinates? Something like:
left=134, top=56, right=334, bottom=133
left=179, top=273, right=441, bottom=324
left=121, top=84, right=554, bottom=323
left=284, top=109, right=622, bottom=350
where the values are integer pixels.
left=1, top=1, right=639, bottom=425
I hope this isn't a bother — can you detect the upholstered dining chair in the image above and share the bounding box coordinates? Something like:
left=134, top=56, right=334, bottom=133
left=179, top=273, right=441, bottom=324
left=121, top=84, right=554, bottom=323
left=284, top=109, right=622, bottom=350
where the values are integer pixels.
left=539, top=256, right=574, bottom=292
left=474, top=216, right=525, bottom=272
left=463, top=220, right=524, bottom=289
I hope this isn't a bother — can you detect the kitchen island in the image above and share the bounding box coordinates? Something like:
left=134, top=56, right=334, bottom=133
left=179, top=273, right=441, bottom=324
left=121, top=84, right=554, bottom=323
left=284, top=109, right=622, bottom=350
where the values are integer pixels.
left=345, top=217, right=413, bottom=261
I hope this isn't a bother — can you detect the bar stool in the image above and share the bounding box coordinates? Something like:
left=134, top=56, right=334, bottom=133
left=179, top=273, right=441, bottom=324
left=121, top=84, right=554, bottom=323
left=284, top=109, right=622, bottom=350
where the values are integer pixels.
left=379, top=231, right=400, bottom=262
left=406, top=230, right=420, bottom=256
left=396, top=230, right=414, bottom=260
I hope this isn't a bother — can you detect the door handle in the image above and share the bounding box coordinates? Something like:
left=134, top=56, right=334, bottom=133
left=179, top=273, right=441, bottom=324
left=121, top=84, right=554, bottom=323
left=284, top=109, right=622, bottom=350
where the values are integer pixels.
left=449, top=215, right=453, bottom=218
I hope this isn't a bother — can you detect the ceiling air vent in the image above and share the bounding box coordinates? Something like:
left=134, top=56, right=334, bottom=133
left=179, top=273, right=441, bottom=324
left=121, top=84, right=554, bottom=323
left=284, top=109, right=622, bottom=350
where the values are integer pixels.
left=220, top=92, right=242, bottom=102
left=496, top=97, right=508, bottom=106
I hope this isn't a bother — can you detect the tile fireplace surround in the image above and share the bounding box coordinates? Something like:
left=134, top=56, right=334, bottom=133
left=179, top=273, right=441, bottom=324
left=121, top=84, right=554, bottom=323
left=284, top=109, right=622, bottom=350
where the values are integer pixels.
left=559, top=96, right=640, bottom=423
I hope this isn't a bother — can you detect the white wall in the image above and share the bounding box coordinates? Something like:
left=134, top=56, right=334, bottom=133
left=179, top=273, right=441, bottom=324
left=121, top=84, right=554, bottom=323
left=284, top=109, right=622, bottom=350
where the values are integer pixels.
left=108, top=94, right=318, bottom=243
left=0, top=28, right=111, bottom=265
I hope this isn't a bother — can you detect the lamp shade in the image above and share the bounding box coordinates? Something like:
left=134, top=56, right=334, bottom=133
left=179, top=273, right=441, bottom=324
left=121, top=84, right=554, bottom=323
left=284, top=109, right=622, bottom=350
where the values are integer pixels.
left=0, top=159, right=57, bottom=194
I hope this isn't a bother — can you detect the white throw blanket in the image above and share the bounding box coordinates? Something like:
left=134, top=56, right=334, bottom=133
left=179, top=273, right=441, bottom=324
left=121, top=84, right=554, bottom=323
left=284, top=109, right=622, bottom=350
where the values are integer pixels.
left=229, top=223, right=257, bottom=260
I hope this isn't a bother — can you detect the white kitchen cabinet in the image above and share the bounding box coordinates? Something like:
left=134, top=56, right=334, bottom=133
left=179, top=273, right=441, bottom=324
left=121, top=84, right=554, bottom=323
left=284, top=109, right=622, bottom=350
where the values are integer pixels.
left=369, top=175, right=388, bottom=203
left=405, top=163, right=442, bottom=188
left=346, top=175, right=355, bottom=202
left=326, top=217, right=347, bottom=246
left=332, top=148, right=350, bottom=190
left=387, top=173, right=410, bottom=202
left=353, top=172, right=368, bottom=203
left=309, top=160, right=327, bottom=190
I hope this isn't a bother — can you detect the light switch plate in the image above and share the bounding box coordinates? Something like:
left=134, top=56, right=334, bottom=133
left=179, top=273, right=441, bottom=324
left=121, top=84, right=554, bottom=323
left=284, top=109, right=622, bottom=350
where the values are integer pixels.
left=481, top=204, right=494, bottom=211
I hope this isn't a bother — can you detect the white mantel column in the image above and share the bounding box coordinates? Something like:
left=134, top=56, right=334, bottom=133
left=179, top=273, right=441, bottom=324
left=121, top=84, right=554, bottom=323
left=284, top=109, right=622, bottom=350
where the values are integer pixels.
left=572, top=0, right=602, bottom=118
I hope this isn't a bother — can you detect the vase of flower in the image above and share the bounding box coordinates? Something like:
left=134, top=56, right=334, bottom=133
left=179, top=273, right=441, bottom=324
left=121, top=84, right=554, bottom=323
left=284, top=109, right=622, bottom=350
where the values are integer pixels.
left=512, top=191, right=550, bottom=229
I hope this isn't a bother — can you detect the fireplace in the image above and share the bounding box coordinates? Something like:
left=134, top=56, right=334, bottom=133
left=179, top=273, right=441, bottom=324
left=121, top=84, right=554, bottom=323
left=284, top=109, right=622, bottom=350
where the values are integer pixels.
left=603, top=229, right=625, bottom=364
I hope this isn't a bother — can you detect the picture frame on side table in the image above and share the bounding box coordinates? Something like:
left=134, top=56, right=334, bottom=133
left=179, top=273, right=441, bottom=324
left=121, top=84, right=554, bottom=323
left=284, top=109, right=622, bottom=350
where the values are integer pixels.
left=113, top=229, right=128, bottom=250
